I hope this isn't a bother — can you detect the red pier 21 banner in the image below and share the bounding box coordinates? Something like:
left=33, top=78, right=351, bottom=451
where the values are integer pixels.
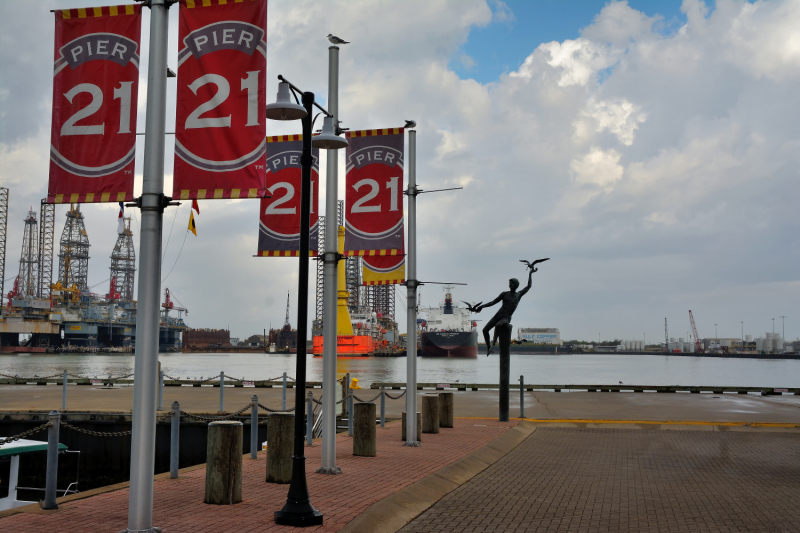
left=344, top=128, right=405, bottom=256
left=257, top=136, right=319, bottom=257
left=48, top=5, right=142, bottom=204
left=173, top=0, right=267, bottom=201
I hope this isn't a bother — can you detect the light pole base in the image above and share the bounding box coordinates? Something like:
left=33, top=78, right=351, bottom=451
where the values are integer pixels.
left=316, top=466, right=342, bottom=475
left=274, top=510, right=324, bottom=527
left=403, top=441, right=421, bottom=447
left=118, top=528, right=161, bottom=533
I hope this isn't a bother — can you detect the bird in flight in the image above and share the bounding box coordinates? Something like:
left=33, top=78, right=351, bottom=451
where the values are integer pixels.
left=327, top=34, right=349, bottom=45
left=519, top=258, right=550, bottom=272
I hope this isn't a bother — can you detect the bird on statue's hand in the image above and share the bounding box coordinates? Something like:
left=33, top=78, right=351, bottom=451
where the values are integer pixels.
left=519, top=258, right=550, bottom=272
left=462, top=301, right=482, bottom=313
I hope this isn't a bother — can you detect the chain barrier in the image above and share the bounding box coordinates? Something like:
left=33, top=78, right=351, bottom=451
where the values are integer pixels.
left=257, top=402, right=296, bottom=413
left=61, top=421, right=132, bottom=437
left=385, top=390, right=407, bottom=400
left=3, top=372, right=299, bottom=384
left=156, top=412, right=173, bottom=422
left=353, top=392, right=382, bottom=403
left=179, top=403, right=254, bottom=422
left=0, top=422, right=53, bottom=444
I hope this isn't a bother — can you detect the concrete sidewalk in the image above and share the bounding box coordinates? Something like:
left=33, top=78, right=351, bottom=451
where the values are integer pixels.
left=401, top=426, right=800, bottom=533
left=2, top=384, right=799, bottom=423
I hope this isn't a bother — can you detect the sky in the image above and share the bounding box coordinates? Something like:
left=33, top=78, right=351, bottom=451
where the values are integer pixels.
left=1, top=0, right=798, bottom=344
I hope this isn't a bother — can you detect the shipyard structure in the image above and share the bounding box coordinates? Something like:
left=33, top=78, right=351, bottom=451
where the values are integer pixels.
left=0, top=191, right=187, bottom=353
left=310, top=208, right=401, bottom=356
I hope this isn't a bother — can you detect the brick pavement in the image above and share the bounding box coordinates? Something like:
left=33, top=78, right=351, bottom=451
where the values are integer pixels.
left=0, top=418, right=516, bottom=532
left=400, top=428, right=800, bottom=533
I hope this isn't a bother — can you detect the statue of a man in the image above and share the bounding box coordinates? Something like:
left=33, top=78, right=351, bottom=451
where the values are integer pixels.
left=473, top=259, right=547, bottom=355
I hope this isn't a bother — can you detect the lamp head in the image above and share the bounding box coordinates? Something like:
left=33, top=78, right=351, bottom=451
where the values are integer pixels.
left=312, top=116, right=348, bottom=150
left=266, top=82, right=307, bottom=121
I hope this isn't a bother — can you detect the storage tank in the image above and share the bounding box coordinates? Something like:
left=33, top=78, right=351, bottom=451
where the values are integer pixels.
left=670, top=337, right=676, bottom=343
left=637, top=340, right=643, bottom=351
left=623, top=340, right=630, bottom=351
left=683, top=342, right=693, bottom=352
left=774, top=336, right=783, bottom=353
left=746, top=334, right=752, bottom=342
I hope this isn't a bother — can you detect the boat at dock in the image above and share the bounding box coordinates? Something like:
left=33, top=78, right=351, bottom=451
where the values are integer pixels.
left=419, top=287, right=478, bottom=358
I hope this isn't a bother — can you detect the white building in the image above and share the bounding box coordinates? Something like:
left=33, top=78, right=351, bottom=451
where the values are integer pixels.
left=517, top=328, right=561, bottom=345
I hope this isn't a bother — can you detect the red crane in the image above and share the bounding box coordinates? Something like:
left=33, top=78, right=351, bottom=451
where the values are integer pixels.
left=689, top=310, right=703, bottom=353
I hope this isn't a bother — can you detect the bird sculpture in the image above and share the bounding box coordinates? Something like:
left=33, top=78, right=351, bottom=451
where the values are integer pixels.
left=462, top=301, right=483, bottom=313
left=519, top=258, right=550, bottom=272
left=327, top=34, right=349, bottom=45
left=404, top=119, right=417, bottom=129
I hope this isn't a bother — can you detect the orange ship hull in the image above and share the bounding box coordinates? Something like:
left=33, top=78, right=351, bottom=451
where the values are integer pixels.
left=312, top=335, right=375, bottom=356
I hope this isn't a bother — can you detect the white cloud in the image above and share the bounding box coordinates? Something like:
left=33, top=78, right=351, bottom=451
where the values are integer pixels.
left=0, top=0, right=798, bottom=342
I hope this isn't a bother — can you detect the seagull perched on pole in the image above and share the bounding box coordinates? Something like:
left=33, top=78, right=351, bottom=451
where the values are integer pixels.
left=327, top=34, right=349, bottom=45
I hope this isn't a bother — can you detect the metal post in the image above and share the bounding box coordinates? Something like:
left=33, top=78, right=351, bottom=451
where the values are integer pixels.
left=404, top=129, right=419, bottom=446
left=380, top=387, right=385, bottom=428
left=519, top=375, right=524, bottom=418
left=42, top=410, right=60, bottom=510
left=282, top=371, right=287, bottom=411
left=274, top=91, right=323, bottom=526
left=158, top=370, right=164, bottom=411
left=62, top=370, right=67, bottom=410
left=319, top=44, right=341, bottom=476
left=251, top=395, right=258, bottom=458
left=219, top=371, right=225, bottom=412
left=306, top=391, right=313, bottom=445
left=343, top=373, right=350, bottom=417
left=170, top=401, right=179, bottom=478
left=127, top=0, right=169, bottom=529
left=347, top=393, right=353, bottom=436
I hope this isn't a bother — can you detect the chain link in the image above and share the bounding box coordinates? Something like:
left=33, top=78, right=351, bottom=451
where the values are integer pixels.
left=61, top=421, right=132, bottom=437
left=385, top=390, right=407, bottom=400
left=353, top=392, right=382, bottom=403
left=179, top=402, right=254, bottom=422
left=0, top=422, right=53, bottom=444
left=257, top=403, right=296, bottom=413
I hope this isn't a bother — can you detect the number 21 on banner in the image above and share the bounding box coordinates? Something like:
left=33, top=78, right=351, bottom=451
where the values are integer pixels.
left=60, top=82, right=134, bottom=136
left=352, top=177, right=400, bottom=213
left=184, top=71, right=260, bottom=129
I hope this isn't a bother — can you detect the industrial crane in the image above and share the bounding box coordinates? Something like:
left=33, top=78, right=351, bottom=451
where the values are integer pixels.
left=689, top=310, right=703, bottom=353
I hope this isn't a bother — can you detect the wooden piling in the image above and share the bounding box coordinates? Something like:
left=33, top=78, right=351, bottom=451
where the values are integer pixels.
left=422, top=394, right=440, bottom=434
left=266, top=412, right=293, bottom=484
left=438, top=392, right=454, bottom=428
left=204, top=421, right=243, bottom=505
left=353, top=402, right=377, bottom=457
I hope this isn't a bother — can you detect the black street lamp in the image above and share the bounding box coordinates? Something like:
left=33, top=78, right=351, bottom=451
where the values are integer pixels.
left=266, top=76, right=346, bottom=527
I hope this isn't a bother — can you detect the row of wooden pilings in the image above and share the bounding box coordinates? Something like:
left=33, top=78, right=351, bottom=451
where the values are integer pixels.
left=202, top=392, right=455, bottom=505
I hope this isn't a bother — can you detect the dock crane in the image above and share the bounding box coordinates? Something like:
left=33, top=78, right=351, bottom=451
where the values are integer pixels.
left=689, top=310, right=703, bottom=353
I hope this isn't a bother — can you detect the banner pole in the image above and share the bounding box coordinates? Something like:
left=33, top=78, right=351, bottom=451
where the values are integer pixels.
left=319, top=45, right=341, bottom=474
left=127, top=0, right=169, bottom=530
left=404, top=129, right=419, bottom=446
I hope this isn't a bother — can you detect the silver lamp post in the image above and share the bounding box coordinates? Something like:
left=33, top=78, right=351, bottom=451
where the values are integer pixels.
left=266, top=77, right=347, bottom=526
left=319, top=44, right=342, bottom=474
left=125, top=0, right=171, bottom=530
left=404, top=128, right=419, bottom=446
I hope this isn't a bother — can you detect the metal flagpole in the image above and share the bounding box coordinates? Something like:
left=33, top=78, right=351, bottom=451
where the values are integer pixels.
left=126, top=0, right=169, bottom=530
left=404, top=129, right=420, bottom=446
left=319, top=45, right=341, bottom=474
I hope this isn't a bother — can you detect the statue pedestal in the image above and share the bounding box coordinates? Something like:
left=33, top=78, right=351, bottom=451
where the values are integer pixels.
left=497, top=323, right=513, bottom=422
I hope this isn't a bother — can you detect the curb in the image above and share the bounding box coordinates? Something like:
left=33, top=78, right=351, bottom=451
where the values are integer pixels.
left=338, top=420, right=537, bottom=533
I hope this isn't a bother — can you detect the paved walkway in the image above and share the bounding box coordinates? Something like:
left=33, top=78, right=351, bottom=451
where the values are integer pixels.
left=0, top=418, right=516, bottom=532
left=400, top=427, right=800, bottom=533
left=3, top=385, right=799, bottom=423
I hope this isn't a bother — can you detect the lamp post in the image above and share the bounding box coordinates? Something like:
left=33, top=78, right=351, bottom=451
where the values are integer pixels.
left=779, top=315, right=786, bottom=353
left=266, top=77, right=346, bottom=527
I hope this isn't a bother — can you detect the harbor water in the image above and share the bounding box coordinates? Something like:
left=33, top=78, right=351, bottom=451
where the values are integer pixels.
left=1, top=352, right=798, bottom=388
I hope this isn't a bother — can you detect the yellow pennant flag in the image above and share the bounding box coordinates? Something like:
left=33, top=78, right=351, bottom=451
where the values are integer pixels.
left=188, top=211, right=197, bottom=236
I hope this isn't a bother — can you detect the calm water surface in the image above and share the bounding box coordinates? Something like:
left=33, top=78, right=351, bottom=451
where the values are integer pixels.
left=1, top=352, right=798, bottom=387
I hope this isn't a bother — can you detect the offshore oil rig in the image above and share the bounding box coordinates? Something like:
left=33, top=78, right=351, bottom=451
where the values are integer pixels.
left=0, top=188, right=187, bottom=353
left=310, top=203, right=402, bottom=356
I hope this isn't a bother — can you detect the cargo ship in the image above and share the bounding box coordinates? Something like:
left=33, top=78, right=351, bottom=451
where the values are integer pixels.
left=418, top=287, right=478, bottom=358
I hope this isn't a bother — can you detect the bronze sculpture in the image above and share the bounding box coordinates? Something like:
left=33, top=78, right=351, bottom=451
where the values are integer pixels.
left=473, top=258, right=548, bottom=355
left=471, top=258, right=549, bottom=421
